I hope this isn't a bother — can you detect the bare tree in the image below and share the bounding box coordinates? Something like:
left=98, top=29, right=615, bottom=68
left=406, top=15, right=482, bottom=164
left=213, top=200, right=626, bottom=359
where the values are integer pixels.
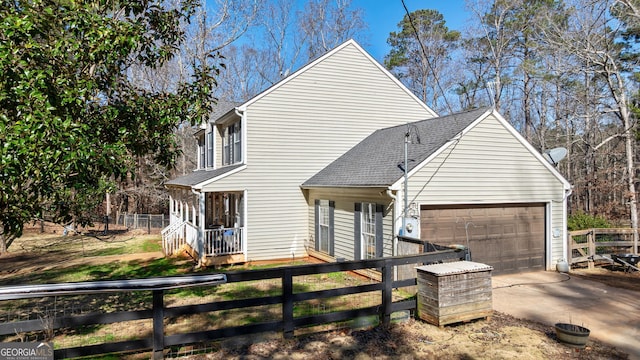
left=466, top=0, right=520, bottom=113
left=299, top=0, right=367, bottom=59
left=215, top=0, right=368, bottom=100
left=543, top=0, right=639, bottom=248
left=114, top=0, right=260, bottom=216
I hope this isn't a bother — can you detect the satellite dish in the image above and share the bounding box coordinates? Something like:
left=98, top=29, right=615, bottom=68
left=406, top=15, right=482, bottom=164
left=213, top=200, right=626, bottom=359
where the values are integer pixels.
left=543, top=147, right=567, bottom=166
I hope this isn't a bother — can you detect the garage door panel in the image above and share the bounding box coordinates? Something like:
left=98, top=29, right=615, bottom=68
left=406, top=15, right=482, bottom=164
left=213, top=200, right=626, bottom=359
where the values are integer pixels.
left=487, top=224, right=502, bottom=238
left=421, top=204, right=545, bottom=275
left=503, top=224, right=516, bottom=235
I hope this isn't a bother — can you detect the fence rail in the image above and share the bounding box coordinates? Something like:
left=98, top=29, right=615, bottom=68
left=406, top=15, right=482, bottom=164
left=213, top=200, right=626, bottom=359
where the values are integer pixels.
left=0, top=250, right=468, bottom=359
left=568, top=228, right=638, bottom=264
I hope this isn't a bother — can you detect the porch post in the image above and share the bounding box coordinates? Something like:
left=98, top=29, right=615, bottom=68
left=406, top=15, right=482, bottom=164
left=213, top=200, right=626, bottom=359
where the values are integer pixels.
left=181, top=198, right=185, bottom=222
left=192, top=199, right=197, bottom=226
left=184, top=199, right=190, bottom=222
left=243, top=190, right=248, bottom=260
left=199, top=192, right=206, bottom=264
left=169, top=194, right=174, bottom=224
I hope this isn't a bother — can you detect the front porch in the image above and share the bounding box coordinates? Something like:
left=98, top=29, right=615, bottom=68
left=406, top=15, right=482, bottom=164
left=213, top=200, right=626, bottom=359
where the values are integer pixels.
left=162, top=189, right=246, bottom=265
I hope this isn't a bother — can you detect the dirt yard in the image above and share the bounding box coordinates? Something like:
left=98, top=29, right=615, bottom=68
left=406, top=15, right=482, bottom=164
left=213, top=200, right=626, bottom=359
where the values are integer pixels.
left=0, top=232, right=636, bottom=359
left=178, top=311, right=629, bottom=360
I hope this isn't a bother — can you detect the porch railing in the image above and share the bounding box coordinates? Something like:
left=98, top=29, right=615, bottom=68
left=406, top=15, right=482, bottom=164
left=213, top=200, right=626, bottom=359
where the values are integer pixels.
left=162, top=223, right=243, bottom=258
left=185, top=222, right=199, bottom=250
left=204, top=227, right=244, bottom=256
left=162, top=221, right=187, bottom=256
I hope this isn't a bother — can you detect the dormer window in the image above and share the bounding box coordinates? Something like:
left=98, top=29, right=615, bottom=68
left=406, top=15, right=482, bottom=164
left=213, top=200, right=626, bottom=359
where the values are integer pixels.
left=223, top=121, right=242, bottom=165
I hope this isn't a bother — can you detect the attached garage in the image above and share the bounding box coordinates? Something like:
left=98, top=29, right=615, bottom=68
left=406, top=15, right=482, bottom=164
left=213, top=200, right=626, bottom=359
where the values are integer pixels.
left=303, top=107, right=572, bottom=272
left=420, top=204, right=546, bottom=274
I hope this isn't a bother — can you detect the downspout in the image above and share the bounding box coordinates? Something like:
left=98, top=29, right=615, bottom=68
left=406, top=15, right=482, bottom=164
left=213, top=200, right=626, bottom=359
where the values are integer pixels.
left=562, top=186, right=573, bottom=267
left=235, top=107, right=247, bottom=261
left=387, top=188, right=399, bottom=281
left=386, top=189, right=398, bottom=256
left=235, top=107, right=246, bottom=164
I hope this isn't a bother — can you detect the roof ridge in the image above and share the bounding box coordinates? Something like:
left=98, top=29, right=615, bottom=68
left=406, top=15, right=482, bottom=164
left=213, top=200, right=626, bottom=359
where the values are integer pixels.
left=376, top=106, right=491, bottom=132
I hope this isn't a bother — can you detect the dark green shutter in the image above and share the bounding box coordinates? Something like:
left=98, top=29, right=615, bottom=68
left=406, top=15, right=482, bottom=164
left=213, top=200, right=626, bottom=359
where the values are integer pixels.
left=375, top=204, right=384, bottom=258
left=329, top=201, right=335, bottom=256
left=314, top=200, right=320, bottom=251
left=354, top=203, right=361, bottom=260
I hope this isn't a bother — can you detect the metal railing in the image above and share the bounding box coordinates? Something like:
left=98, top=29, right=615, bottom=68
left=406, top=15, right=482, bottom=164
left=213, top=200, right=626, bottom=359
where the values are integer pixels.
left=116, top=214, right=170, bottom=230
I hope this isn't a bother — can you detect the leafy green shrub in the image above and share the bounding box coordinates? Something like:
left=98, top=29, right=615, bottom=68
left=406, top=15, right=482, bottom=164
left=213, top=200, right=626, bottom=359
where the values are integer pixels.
left=567, top=212, right=611, bottom=231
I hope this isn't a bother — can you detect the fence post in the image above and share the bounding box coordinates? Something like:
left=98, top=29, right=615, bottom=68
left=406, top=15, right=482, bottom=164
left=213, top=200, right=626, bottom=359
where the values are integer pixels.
left=152, top=290, right=165, bottom=360
left=588, top=229, right=596, bottom=258
left=381, top=259, right=393, bottom=326
left=282, top=269, right=294, bottom=339
left=567, top=232, right=572, bottom=264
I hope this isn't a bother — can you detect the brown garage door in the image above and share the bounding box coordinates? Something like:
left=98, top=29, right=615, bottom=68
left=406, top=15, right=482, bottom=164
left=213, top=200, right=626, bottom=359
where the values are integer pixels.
left=420, top=204, right=545, bottom=274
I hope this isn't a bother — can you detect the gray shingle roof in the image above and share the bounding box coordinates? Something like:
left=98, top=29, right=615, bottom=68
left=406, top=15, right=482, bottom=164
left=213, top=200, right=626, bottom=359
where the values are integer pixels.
left=302, top=107, right=491, bottom=188
left=165, top=164, right=244, bottom=188
left=210, top=100, right=242, bottom=122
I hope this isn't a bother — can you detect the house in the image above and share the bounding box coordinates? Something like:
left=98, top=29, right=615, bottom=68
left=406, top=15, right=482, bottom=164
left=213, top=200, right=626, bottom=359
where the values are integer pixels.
left=302, top=107, right=572, bottom=274
left=162, top=39, right=437, bottom=266
left=162, top=39, right=571, bottom=274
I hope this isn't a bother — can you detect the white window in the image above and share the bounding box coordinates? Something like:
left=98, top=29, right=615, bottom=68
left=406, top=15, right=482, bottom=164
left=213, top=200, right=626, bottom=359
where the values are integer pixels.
left=223, top=121, right=241, bottom=165
left=233, top=122, right=241, bottom=163
left=198, top=133, right=205, bottom=169
left=361, top=202, right=376, bottom=259
left=318, top=200, right=330, bottom=253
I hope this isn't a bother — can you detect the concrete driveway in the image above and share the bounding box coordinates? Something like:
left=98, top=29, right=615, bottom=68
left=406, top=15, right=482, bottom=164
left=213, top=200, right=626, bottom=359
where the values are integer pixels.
left=492, top=271, right=639, bottom=359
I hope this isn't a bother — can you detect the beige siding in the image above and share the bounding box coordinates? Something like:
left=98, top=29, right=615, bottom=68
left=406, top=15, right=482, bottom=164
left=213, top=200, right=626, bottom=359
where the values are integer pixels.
left=307, top=189, right=395, bottom=261
left=201, top=42, right=433, bottom=261
left=405, top=114, right=567, bottom=269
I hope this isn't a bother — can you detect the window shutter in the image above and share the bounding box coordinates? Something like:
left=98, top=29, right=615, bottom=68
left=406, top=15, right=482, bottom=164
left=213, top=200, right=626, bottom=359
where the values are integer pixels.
left=314, top=200, right=320, bottom=251
left=329, top=201, right=335, bottom=256
left=207, top=131, right=214, bottom=168
left=375, top=204, right=384, bottom=258
left=354, top=202, right=361, bottom=260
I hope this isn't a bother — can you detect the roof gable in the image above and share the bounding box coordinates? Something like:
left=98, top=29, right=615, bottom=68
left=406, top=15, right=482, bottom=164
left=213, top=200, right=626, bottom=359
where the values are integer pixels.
left=237, top=39, right=436, bottom=117
left=303, top=107, right=571, bottom=190
left=302, top=107, right=490, bottom=188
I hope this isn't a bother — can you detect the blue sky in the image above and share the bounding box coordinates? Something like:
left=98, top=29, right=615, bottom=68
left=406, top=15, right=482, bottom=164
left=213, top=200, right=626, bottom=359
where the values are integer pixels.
left=352, top=0, right=470, bottom=61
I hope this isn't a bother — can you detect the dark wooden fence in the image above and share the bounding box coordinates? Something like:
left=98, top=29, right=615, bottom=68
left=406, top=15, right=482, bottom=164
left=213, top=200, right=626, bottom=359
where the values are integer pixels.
left=568, top=228, right=638, bottom=264
left=0, top=249, right=467, bottom=359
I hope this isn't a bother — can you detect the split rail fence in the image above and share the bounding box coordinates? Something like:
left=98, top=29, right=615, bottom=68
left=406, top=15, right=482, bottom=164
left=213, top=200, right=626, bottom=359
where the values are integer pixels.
left=568, top=228, right=638, bottom=264
left=0, top=250, right=467, bottom=359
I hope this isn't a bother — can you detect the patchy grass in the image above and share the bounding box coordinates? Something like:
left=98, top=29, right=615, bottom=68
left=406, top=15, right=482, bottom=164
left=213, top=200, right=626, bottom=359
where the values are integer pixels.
left=0, top=232, right=633, bottom=359
left=88, top=237, right=163, bottom=257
